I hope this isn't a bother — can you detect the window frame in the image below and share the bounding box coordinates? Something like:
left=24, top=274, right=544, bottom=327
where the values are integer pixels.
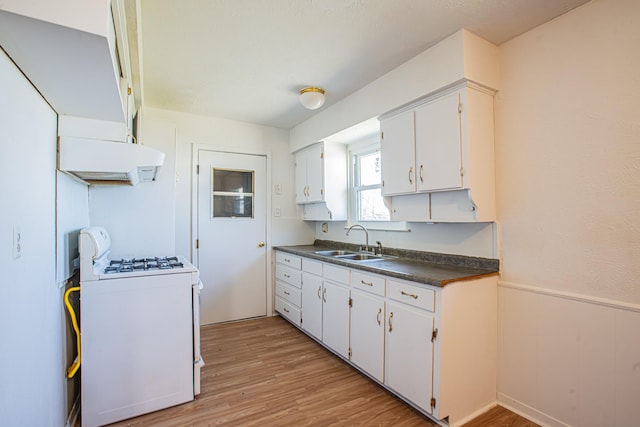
left=347, top=139, right=409, bottom=232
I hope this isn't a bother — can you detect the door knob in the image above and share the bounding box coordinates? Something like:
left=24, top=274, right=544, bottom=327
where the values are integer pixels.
left=257, top=242, right=265, bottom=247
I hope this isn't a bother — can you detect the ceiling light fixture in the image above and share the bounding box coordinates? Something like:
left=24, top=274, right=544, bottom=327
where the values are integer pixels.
left=299, top=87, right=326, bottom=110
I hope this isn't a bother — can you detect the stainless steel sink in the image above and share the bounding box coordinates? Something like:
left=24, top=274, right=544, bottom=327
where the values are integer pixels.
left=314, top=250, right=357, bottom=257
left=335, top=253, right=384, bottom=262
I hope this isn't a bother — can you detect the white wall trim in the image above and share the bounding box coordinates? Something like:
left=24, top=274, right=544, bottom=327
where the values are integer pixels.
left=449, top=401, right=497, bottom=427
left=498, top=280, right=640, bottom=313
left=497, top=393, right=569, bottom=427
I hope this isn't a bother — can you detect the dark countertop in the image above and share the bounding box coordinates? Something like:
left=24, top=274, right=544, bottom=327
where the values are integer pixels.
left=274, top=240, right=499, bottom=288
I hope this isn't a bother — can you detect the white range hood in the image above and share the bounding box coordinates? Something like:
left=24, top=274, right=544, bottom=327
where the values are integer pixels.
left=58, top=137, right=165, bottom=186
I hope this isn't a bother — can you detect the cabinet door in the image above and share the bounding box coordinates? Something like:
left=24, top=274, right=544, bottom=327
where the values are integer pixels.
left=350, top=290, right=385, bottom=382
left=380, top=110, right=416, bottom=196
left=322, top=281, right=350, bottom=358
left=305, top=143, right=325, bottom=203
left=385, top=302, right=434, bottom=413
left=294, top=150, right=308, bottom=204
left=301, top=272, right=323, bottom=340
left=415, top=91, right=463, bottom=192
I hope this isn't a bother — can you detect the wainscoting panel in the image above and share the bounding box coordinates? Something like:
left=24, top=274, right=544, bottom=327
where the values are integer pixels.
left=498, top=282, right=640, bottom=427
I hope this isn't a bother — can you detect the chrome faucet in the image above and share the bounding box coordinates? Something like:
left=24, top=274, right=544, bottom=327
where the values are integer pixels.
left=375, top=241, right=383, bottom=256
left=346, top=224, right=369, bottom=252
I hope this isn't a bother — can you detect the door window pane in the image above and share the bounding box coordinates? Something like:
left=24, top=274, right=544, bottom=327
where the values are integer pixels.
left=212, top=168, right=254, bottom=218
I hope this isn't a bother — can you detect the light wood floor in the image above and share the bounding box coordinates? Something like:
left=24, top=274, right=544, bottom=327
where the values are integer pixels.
left=108, top=316, right=538, bottom=427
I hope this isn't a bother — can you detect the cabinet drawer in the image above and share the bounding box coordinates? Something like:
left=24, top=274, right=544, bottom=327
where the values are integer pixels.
left=275, top=252, right=302, bottom=269
left=275, top=264, right=302, bottom=288
left=275, top=296, right=301, bottom=327
left=302, top=258, right=323, bottom=276
left=275, top=281, right=301, bottom=306
left=351, top=271, right=386, bottom=296
left=323, top=263, right=350, bottom=284
left=388, top=280, right=435, bottom=312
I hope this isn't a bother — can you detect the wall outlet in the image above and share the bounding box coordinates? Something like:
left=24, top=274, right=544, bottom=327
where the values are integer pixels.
left=273, top=207, right=281, bottom=217
left=274, top=184, right=282, bottom=195
left=13, top=226, right=22, bottom=259
left=321, top=222, right=329, bottom=233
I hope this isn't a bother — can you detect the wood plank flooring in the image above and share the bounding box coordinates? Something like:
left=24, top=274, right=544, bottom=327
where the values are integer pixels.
left=107, top=316, right=538, bottom=427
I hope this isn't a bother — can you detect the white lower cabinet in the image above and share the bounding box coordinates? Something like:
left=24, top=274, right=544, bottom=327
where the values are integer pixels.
left=321, top=280, right=350, bottom=358
left=350, top=289, right=385, bottom=382
left=385, top=301, right=434, bottom=413
left=301, top=271, right=323, bottom=340
left=274, top=253, right=302, bottom=327
left=300, top=260, right=351, bottom=358
left=274, top=250, right=497, bottom=426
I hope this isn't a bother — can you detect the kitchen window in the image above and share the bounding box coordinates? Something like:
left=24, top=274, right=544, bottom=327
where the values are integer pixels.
left=348, top=141, right=408, bottom=231
left=352, top=146, right=389, bottom=221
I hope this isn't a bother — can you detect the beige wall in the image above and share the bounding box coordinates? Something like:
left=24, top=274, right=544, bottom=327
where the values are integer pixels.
left=495, top=0, right=640, bottom=425
left=496, top=0, right=640, bottom=303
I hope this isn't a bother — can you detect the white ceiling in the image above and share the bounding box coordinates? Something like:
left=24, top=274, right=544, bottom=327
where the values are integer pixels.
left=139, top=0, right=590, bottom=130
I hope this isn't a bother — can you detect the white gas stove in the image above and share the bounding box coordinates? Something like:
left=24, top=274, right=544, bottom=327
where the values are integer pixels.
left=78, top=226, right=203, bottom=427
left=79, top=226, right=198, bottom=280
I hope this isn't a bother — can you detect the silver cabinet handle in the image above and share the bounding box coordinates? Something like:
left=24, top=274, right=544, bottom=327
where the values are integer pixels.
left=401, top=290, right=419, bottom=299
left=419, top=164, right=424, bottom=183
left=284, top=290, right=290, bottom=296
left=283, top=307, right=290, bottom=313
left=317, top=285, right=322, bottom=299
left=408, top=166, right=414, bottom=184
left=377, top=308, right=382, bottom=326
left=322, top=287, right=327, bottom=303
left=284, top=273, right=290, bottom=278
left=388, top=312, right=393, bottom=332
left=361, top=280, right=373, bottom=287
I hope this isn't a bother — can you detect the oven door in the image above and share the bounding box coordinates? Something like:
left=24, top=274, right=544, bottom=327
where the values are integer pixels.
left=193, top=280, right=205, bottom=395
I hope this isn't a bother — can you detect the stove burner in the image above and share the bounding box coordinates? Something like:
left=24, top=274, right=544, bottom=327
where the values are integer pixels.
left=103, top=257, right=185, bottom=274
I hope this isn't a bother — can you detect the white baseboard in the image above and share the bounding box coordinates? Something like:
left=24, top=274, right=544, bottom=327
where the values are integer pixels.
left=497, top=392, right=571, bottom=427
left=449, top=401, right=497, bottom=427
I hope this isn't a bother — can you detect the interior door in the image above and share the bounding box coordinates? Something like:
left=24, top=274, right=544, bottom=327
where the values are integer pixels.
left=197, top=150, right=267, bottom=324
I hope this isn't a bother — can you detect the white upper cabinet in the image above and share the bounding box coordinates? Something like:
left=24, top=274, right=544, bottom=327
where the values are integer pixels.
left=295, top=143, right=324, bottom=204
left=294, top=142, right=347, bottom=221
left=0, top=0, right=135, bottom=131
left=379, top=82, right=496, bottom=222
left=380, top=111, right=416, bottom=195
left=415, top=91, right=463, bottom=192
